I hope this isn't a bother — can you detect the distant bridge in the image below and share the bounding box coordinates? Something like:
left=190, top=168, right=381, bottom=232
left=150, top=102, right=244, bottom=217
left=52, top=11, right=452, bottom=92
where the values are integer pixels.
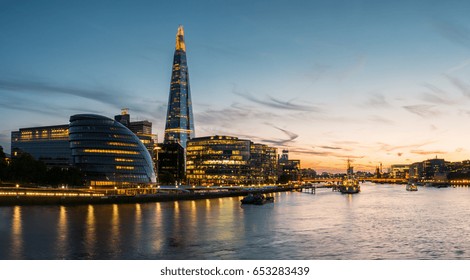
left=302, top=178, right=407, bottom=184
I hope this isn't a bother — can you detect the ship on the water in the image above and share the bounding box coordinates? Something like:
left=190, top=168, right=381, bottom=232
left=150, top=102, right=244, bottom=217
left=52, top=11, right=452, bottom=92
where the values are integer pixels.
left=406, top=183, right=418, bottom=191
left=339, top=159, right=360, bottom=194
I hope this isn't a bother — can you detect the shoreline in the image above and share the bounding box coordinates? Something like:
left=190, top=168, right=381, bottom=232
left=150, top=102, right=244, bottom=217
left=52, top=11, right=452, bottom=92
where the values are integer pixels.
left=0, top=186, right=294, bottom=206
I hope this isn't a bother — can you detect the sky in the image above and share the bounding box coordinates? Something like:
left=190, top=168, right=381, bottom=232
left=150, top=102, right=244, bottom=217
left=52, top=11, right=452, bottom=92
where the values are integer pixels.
left=2, top=0, right=470, bottom=172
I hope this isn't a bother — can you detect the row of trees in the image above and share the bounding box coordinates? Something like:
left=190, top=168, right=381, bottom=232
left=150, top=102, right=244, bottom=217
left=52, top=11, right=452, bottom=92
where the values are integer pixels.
left=0, top=145, right=84, bottom=187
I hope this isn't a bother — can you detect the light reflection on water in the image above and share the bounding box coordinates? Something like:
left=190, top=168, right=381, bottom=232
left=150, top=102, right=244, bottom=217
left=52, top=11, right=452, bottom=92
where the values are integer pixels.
left=2, top=183, right=470, bottom=259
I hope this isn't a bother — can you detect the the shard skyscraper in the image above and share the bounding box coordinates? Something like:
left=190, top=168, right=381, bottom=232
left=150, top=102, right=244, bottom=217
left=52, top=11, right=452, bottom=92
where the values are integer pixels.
left=164, top=25, right=195, bottom=149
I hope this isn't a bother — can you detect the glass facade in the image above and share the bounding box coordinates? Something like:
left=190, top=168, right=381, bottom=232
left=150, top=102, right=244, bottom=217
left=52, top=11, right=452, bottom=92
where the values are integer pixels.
left=186, top=136, right=251, bottom=185
left=11, top=125, right=71, bottom=167
left=250, top=143, right=278, bottom=184
left=69, top=114, right=156, bottom=187
left=114, top=110, right=157, bottom=157
left=186, top=136, right=278, bottom=186
left=164, top=25, right=195, bottom=148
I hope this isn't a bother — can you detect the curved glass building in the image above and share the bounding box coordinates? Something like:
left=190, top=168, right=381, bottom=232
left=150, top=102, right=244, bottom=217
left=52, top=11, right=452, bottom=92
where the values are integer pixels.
left=69, top=114, right=156, bottom=187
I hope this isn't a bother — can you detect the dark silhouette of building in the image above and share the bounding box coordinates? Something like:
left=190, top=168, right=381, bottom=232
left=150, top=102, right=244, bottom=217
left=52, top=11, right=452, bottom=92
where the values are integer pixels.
left=278, top=150, right=300, bottom=183
left=409, top=157, right=449, bottom=182
left=156, top=141, right=185, bottom=185
left=164, top=25, right=195, bottom=149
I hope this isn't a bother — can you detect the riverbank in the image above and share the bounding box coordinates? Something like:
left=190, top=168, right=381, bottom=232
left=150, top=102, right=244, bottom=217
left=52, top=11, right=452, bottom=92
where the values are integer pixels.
left=0, top=185, right=294, bottom=206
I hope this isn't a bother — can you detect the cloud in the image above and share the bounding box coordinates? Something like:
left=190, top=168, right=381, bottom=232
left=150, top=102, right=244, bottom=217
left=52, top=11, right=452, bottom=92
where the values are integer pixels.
left=445, top=75, right=470, bottom=98
left=288, top=146, right=364, bottom=159
left=377, top=141, right=435, bottom=152
left=447, top=58, right=470, bottom=73
left=402, top=104, right=441, bottom=118
left=421, top=83, right=456, bottom=105
left=410, top=149, right=447, bottom=155
left=319, top=146, right=342, bottom=150
left=261, top=125, right=298, bottom=146
left=368, top=115, right=394, bottom=125
left=364, top=93, right=390, bottom=108
left=433, top=20, right=470, bottom=49
left=232, top=88, right=321, bottom=112
left=0, top=78, right=132, bottom=109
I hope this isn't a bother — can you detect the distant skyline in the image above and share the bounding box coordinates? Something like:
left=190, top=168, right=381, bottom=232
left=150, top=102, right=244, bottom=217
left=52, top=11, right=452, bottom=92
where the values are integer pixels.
left=2, top=0, right=470, bottom=172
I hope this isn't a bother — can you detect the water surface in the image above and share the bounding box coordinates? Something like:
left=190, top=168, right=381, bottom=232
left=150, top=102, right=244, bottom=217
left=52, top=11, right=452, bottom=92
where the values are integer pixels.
left=1, top=183, right=470, bottom=259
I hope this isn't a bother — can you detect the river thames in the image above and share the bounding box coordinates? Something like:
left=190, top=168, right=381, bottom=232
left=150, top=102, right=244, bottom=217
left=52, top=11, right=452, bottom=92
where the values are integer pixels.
left=1, top=183, right=470, bottom=260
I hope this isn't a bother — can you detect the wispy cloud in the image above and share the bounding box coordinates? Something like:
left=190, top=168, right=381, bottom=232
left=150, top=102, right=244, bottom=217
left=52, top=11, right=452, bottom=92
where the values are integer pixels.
left=402, top=104, right=442, bottom=118
left=421, top=83, right=456, bottom=105
left=445, top=74, right=470, bottom=98
left=368, top=115, right=394, bottom=125
left=410, top=149, right=447, bottom=155
left=319, top=146, right=342, bottom=150
left=364, top=93, right=390, bottom=108
left=0, top=78, right=131, bottom=108
left=232, top=88, right=321, bottom=112
left=447, top=58, right=470, bottom=73
left=289, top=146, right=364, bottom=159
left=433, top=20, right=470, bottom=49
left=261, top=124, right=298, bottom=146
left=377, top=141, right=435, bottom=152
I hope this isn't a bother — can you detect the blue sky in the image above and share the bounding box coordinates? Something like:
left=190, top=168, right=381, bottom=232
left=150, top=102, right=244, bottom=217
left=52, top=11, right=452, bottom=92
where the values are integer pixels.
left=2, top=0, right=470, bottom=172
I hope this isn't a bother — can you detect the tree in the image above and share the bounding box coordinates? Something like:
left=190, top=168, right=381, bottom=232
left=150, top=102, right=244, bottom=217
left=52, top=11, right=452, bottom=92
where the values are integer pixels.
left=0, top=145, right=7, bottom=181
left=9, top=153, right=47, bottom=184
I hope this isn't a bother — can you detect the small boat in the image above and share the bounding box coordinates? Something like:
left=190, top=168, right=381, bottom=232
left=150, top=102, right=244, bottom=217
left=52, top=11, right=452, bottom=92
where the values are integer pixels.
left=406, top=183, right=418, bottom=191
left=241, top=194, right=274, bottom=205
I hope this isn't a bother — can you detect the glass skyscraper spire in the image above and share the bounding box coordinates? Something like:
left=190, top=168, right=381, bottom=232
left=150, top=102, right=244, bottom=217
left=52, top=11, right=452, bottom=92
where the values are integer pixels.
left=164, top=25, right=195, bottom=148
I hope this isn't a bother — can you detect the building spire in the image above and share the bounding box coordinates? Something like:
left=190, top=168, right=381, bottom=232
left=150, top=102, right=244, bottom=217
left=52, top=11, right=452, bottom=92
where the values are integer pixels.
left=175, top=25, right=186, bottom=51
left=164, top=25, right=195, bottom=148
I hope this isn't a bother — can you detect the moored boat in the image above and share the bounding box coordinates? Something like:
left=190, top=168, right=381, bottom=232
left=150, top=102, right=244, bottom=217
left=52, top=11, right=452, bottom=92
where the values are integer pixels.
left=339, top=178, right=360, bottom=194
left=406, top=183, right=418, bottom=191
left=240, top=193, right=274, bottom=205
left=339, top=159, right=360, bottom=194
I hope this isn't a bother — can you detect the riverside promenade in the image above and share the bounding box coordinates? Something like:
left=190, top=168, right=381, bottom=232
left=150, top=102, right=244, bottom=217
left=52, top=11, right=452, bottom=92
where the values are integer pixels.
left=0, top=184, right=304, bottom=206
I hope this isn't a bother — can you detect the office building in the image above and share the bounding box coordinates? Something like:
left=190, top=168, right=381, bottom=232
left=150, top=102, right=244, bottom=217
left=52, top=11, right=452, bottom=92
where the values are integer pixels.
left=278, top=150, right=300, bottom=183
left=250, top=143, right=278, bottom=184
left=11, top=125, right=71, bottom=167
left=186, top=136, right=279, bottom=186
left=186, top=136, right=252, bottom=185
left=164, top=25, right=195, bottom=148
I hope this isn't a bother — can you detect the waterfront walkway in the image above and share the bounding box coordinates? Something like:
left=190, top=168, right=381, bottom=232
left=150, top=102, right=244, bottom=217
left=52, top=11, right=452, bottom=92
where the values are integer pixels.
left=0, top=185, right=301, bottom=206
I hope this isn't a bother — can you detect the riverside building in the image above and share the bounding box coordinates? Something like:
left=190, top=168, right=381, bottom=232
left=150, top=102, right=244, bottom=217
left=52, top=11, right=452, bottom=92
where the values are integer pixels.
left=69, top=114, right=156, bottom=188
left=114, top=108, right=157, bottom=156
left=186, top=136, right=278, bottom=186
left=11, top=124, right=71, bottom=167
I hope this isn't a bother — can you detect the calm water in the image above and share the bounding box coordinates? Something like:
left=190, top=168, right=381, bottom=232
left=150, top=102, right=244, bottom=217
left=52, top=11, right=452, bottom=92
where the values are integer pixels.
left=2, top=183, right=470, bottom=260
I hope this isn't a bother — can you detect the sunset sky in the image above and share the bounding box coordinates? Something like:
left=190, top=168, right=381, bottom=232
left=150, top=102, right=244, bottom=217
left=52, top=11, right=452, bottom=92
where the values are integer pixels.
left=2, top=0, right=470, bottom=172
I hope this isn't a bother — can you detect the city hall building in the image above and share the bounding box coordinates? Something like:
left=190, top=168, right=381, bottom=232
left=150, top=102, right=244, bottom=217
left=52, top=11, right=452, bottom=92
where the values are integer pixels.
left=11, top=114, right=156, bottom=188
